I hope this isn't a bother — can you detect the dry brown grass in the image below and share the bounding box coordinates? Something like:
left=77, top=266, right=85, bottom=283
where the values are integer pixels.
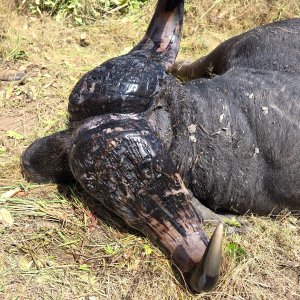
left=0, top=0, right=300, bottom=299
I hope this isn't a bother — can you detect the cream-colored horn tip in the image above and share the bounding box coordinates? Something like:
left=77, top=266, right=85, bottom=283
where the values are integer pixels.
left=214, top=222, right=224, bottom=238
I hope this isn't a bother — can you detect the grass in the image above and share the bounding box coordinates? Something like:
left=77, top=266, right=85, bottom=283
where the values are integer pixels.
left=0, top=0, right=300, bottom=299
left=17, top=0, right=148, bottom=25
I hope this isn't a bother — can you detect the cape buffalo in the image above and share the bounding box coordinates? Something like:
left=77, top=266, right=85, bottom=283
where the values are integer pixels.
left=21, top=0, right=300, bottom=292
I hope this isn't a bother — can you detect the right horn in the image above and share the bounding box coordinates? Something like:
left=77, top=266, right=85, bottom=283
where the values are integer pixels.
left=188, top=223, right=224, bottom=292
left=130, top=0, right=184, bottom=70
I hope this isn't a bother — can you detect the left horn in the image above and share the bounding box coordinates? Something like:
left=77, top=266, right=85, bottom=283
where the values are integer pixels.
left=130, top=0, right=184, bottom=70
left=188, top=223, right=223, bottom=292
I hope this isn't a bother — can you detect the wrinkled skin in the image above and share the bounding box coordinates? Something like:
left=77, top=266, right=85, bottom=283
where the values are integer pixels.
left=170, top=19, right=300, bottom=215
left=21, top=0, right=300, bottom=293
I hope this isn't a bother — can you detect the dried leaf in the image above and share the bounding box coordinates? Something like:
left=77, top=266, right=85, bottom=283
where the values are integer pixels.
left=1, top=187, right=21, bottom=198
left=224, top=217, right=241, bottom=227
left=6, top=130, right=25, bottom=140
left=0, top=208, right=14, bottom=226
left=18, top=257, right=33, bottom=271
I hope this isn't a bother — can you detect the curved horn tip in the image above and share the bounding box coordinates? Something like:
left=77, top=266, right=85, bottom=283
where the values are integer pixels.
left=188, top=223, right=224, bottom=293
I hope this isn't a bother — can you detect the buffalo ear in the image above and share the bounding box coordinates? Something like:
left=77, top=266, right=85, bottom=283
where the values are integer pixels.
left=130, top=0, right=184, bottom=70
left=21, top=130, right=75, bottom=184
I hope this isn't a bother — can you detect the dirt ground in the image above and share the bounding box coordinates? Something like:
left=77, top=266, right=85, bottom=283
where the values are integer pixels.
left=0, top=0, right=300, bottom=299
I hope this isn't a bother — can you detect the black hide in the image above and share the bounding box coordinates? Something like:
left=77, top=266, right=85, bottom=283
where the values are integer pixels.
left=167, top=19, right=300, bottom=215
